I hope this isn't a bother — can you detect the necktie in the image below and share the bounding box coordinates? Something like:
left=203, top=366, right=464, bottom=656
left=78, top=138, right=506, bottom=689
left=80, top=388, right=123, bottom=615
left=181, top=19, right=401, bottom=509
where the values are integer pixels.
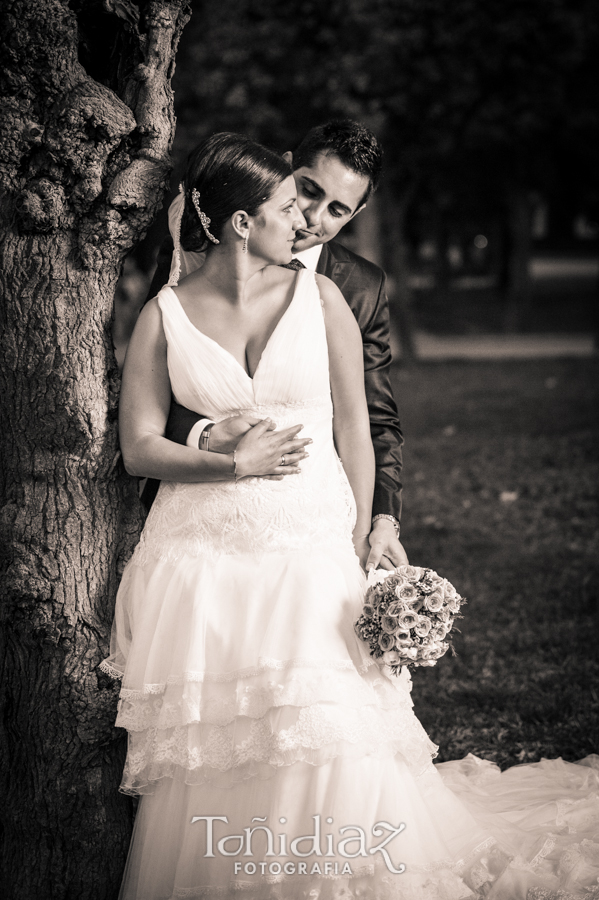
left=281, top=259, right=306, bottom=271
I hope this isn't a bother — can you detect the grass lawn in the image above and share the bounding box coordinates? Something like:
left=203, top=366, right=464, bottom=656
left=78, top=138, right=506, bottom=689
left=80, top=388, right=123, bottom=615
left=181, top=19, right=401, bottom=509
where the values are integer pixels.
left=391, top=356, right=599, bottom=769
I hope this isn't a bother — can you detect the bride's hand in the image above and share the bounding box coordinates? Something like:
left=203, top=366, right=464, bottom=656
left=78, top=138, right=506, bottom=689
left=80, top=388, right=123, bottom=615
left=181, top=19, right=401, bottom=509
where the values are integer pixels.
left=234, top=420, right=312, bottom=480
left=352, top=533, right=372, bottom=571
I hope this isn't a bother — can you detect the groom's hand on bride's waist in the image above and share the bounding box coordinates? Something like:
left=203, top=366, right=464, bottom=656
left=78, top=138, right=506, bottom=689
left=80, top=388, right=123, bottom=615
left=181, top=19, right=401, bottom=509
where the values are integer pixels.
left=208, top=415, right=272, bottom=454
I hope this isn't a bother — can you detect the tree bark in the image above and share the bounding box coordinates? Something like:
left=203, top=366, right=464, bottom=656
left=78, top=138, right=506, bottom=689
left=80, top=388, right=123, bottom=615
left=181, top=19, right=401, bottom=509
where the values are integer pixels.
left=353, top=191, right=383, bottom=267
left=380, top=188, right=418, bottom=364
left=502, top=187, right=533, bottom=333
left=0, top=2, right=190, bottom=897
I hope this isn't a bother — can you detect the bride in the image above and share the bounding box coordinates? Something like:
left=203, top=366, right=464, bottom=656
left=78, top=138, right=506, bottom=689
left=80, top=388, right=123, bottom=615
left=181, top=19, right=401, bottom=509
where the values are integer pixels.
left=102, top=132, right=599, bottom=900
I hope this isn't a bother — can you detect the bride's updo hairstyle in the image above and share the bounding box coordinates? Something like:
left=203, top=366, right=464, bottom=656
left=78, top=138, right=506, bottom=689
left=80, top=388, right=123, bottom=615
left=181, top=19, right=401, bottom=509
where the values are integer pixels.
left=180, top=133, right=292, bottom=252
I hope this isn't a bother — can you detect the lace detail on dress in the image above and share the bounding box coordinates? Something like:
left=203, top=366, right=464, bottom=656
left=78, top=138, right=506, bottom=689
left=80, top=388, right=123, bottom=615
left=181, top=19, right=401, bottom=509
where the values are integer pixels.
left=130, top=399, right=357, bottom=566
left=167, top=858, right=477, bottom=900
left=234, top=398, right=332, bottom=414
left=527, top=890, right=589, bottom=900
left=164, top=839, right=517, bottom=900
left=114, top=665, right=414, bottom=732
left=111, top=656, right=382, bottom=695
left=529, top=836, right=558, bottom=872
left=169, top=874, right=471, bottom=900
left=556, top=795, right=599, bottom=831
left=99, top=660, right=125, bottom=679
left=118, top=700, right=439, bottom=794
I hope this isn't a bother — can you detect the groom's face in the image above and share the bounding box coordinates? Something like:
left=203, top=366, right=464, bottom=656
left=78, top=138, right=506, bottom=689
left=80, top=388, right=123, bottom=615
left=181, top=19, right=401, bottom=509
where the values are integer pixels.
left=289, top=152, right=370, bottom=253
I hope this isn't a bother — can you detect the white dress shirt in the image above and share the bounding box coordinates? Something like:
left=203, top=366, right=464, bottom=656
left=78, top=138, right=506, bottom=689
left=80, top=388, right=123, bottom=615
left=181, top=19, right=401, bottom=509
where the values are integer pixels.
left=292, top=244, right=323, bottom=271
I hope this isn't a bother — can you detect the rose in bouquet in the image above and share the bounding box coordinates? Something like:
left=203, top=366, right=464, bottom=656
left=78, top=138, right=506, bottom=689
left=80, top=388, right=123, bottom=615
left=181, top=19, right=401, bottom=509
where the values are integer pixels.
left=354, top=565, right=465, bottom=674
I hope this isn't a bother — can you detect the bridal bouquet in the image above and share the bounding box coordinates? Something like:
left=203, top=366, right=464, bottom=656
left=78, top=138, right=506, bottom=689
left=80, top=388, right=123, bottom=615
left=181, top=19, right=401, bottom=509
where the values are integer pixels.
left=354, top=565, right=465, bottom=674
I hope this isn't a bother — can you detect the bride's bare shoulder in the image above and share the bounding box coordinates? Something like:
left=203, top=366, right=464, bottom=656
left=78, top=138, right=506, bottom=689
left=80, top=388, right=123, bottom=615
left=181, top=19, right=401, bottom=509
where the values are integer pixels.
left=136, top=295, right=162, bottom=324
left=129, top=295, right=169, bottom=348
left=315, top=273, right=346, bottom=311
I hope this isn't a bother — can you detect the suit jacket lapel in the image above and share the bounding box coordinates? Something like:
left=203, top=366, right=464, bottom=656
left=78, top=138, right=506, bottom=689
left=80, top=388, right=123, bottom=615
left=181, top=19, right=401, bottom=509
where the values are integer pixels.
left=317, top=242, right=356, bottom=297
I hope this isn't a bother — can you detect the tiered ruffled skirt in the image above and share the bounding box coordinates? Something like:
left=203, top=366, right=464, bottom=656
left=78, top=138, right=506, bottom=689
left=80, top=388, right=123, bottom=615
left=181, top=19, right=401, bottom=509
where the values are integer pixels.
left=100, top=468, right=599, bottom=900
left=102, top=539, right=599, bottom=899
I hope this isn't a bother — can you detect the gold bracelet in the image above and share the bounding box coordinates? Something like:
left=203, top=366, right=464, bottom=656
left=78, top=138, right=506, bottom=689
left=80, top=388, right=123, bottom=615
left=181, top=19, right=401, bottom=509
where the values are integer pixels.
left=232, top=450, right=239, bottom=482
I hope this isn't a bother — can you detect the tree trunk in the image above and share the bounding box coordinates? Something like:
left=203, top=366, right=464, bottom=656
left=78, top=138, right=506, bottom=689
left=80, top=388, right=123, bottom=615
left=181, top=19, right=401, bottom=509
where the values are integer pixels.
left=380, top=189, right=418, bottom=364
left=502, top=188, right=533, bottom=333
left=433, top=216, right=452, bottom=314
left=0, top=2, right=190, bottom=897
left=353, top=191, right=383, bottom=267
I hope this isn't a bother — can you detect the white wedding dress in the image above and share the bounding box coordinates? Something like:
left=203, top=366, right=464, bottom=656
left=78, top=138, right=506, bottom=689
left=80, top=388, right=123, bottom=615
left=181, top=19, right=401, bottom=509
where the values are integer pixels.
left=102, top=269, right=599, bottom=900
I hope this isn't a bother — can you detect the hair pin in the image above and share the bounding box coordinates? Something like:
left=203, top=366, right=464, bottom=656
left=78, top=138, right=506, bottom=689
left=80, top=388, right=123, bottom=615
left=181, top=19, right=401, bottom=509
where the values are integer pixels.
left=191, top=188, right=219, bottom=244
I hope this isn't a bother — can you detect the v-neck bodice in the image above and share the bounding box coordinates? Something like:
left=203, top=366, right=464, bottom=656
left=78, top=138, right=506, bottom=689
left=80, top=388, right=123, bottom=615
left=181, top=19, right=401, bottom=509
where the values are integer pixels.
left=165, top=278, right=298, bottom=382
left=157, top=269, right=330, bottom=418
left=140, top=268, right=356, bottom=564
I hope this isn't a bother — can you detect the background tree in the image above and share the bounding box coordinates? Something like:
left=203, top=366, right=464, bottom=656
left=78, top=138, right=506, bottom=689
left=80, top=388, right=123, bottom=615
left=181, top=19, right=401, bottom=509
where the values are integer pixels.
left=0, top=1, right=190, bottom=897
left=162, top=0, right=597, bottom=339
left=360, top=0, right=599, bottom=331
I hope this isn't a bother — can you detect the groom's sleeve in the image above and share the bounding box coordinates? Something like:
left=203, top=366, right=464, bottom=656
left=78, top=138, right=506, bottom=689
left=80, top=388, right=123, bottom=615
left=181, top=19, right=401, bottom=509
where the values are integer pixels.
left=165, top=401, right=204, bottom=446
left=360, top=272, right=403, bottom=523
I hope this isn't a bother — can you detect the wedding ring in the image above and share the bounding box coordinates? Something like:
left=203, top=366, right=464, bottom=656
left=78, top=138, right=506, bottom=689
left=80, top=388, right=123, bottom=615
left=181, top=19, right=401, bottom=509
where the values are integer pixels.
left=281, top=455, right=286, bottom=466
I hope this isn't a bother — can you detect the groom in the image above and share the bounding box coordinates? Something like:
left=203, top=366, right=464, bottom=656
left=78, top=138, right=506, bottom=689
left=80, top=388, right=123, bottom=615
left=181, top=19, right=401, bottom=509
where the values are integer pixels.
left=144, top=119, right=407, bottom=570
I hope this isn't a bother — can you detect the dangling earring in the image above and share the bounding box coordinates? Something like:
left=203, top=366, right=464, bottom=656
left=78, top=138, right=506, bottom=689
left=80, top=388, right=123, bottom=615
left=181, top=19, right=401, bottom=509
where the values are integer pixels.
left=242, top=234, right=248, bottom=254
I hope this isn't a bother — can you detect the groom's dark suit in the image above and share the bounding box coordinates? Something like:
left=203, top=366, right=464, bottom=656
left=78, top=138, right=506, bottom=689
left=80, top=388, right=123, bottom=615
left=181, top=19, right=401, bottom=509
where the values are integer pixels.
left=142, top=236, right=403, bottom=521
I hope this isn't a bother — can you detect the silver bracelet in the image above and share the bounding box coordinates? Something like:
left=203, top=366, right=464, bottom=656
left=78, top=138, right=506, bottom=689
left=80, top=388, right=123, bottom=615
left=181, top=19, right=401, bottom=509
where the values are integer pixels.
left=372, top=514, right=400, bottom=538
left=232, top=450, right=240, bottom=483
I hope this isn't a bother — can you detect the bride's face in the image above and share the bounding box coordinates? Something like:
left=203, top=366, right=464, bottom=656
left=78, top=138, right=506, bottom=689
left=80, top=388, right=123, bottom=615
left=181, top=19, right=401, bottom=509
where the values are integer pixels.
left=249, top=175, right=306, bottom=264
